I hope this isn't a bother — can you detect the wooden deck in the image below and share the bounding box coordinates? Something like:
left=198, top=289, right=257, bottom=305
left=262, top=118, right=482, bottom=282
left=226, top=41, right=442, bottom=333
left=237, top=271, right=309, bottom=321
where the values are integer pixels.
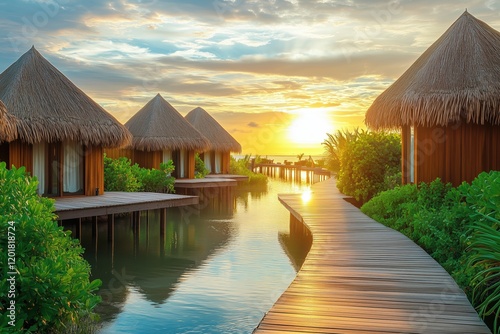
left=174, top=177, right=237, bottom=189
left=54, top=192, right=198, bottom=220
left=205, top=174, right=249, bottom=182
left=255, top=178, right=490, bottom=333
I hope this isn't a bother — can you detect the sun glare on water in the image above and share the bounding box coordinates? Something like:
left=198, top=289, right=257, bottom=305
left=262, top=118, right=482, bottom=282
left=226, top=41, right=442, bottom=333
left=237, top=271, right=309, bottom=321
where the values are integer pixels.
left=288, top=108, right=334, bottom=145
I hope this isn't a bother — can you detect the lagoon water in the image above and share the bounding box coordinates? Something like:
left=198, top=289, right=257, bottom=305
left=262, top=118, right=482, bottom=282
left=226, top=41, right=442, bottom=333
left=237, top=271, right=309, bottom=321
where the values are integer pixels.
left=75, top=179, right=312, bottom=333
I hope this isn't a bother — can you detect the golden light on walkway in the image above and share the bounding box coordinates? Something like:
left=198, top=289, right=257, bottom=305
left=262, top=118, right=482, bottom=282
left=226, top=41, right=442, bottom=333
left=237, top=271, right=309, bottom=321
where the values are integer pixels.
left=301, top=188, right=312, bottom=203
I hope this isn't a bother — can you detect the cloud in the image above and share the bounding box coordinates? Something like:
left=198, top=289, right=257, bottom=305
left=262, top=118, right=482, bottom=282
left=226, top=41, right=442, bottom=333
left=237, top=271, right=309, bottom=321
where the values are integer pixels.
left=2, top=0, right=500, bottom=154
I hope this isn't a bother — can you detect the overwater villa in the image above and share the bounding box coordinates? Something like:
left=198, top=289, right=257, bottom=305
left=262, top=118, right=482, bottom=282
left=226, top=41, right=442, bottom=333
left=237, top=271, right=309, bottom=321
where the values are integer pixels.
left=0, top=47, right=131, bottom=196
left=107, top=94, right=210, bottom=179
left=0, top=100, right=17, bottom=143
left=185, top=107, right=241, bottom=174
left=366, top=11, right=500, bottom=186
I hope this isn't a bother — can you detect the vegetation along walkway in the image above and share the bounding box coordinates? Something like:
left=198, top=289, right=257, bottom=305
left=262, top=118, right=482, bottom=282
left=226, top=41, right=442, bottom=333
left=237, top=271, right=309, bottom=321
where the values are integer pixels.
left=255, top=178, right=490, bottom=333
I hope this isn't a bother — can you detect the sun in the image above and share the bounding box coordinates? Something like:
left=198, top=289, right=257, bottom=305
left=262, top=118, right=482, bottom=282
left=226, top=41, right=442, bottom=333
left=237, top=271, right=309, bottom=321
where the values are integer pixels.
left=287, top=108, right=334, bottom=145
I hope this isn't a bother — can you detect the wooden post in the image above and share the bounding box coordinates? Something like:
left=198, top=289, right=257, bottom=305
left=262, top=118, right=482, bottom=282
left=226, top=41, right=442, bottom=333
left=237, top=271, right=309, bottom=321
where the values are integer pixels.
left=92, top=216, right=98, bottom=238
left=91, top=216, right=98, bottom=259
left=160, top=208, right=166, bottom=257
left=133, top=211, right=141, bottom=257
left=107, top=214, right=115, bottom=267
left=135, top=211, right=141, bottom=240
left=107, top=214, right=114, bottom=242
left=145, top=210, right=150, bottom=252
left=75, top=218, right=82, bottom=240
left=402, top=125, right=412, bottom=184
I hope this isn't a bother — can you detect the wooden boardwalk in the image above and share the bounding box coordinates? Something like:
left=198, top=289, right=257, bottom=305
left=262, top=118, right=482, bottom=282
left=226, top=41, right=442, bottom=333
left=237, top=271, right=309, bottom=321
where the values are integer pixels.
left=205, top=174, right=249, bottom=182
left=54, top=192, right=197, bottom=220
left=255, top=178, right=490, bottom=333
left=174, top=177, right=237, bottom=189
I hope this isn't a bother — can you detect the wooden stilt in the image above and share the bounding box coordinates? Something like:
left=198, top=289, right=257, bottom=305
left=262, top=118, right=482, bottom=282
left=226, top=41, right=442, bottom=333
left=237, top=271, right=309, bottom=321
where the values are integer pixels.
left=107, top=214, right=114, bottom=242
left=75, top=218, right=82, bottom=241
left=160, top=208, right=166, bottom=257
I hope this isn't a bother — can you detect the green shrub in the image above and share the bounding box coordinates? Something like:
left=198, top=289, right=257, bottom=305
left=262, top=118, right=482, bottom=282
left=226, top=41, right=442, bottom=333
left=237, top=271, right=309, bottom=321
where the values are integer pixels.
left=104, top=156, right=175, bottom=193
left=137, top=161, right=175, bottom=193
left=361, top=178, right=476, bottom=294
left=230, top=156, right=268, bottom=186
left=360, top=183, right=418, bottom=235
left=337, top=131, right=401, bottom=202
left=194, top=153, right=209, bottom=179
left=322, top=127, right=365, bottom=172
left=466, top=171, right=500, bottom=333
left=104, top=155, right=141, bottom=192
left=0, top=163, right=101, bottom=332
left=362, top=172, right=500, bottom=333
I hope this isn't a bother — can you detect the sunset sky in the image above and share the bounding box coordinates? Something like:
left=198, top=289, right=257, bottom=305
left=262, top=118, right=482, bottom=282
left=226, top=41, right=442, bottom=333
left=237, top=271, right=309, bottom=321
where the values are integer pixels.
left=1, top=0, right=499, bottom=155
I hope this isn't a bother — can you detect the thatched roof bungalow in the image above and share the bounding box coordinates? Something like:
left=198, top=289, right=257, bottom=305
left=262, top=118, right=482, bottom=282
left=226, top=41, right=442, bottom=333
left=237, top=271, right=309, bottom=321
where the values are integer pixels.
left=108, top=94, right=209, bottom=178
left=185, top=107, right=241, bottom=174
left=0, top=100, right=17, bottom=143
left=365, top=11, right=500, bottom=186
left=0, top=47, right=131, bottom=196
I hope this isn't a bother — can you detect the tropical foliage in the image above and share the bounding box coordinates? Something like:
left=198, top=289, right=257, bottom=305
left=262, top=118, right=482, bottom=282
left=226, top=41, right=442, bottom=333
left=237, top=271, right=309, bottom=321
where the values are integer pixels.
left=466, top=172, right=500, bottom=333
left=104, top=155, right=175, bottom=193
left=362, top=171, right=500, bottom=333
left=322, top=127, right=365, bottom=172
left=0, top=163, right=101, bottom=332
left=336, top=131, right=401, bottom=203
left=230, top=155, right=268, bottom=186
left=194, top=153, right=209, bottom=179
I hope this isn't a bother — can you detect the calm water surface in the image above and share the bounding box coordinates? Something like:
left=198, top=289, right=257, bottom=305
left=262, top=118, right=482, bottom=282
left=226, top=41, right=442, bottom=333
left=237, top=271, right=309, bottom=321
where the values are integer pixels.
left=75, top=179, right=312, bottom=334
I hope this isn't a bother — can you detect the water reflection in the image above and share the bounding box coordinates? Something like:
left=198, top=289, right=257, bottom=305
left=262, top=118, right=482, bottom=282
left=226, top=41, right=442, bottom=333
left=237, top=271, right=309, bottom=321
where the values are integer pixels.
left=278, top=214, right=312, bottom=272
left=63, top=180, right=313, bottom=333
left=65, top=206, right=234, bottom=323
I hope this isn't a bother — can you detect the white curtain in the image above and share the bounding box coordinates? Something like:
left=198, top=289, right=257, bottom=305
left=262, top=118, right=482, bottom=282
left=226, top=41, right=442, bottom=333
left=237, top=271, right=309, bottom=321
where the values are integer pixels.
left=163, top=150, right=172, bottom=163
left=204, top=152, right=212, bottom=173
left=214, top=151, right=222, bottom=174
left=32, top=142, right=46, bottom=195
left=63, top=141, right=83, bottom=193
left=179, top=149, right=186, bottom=178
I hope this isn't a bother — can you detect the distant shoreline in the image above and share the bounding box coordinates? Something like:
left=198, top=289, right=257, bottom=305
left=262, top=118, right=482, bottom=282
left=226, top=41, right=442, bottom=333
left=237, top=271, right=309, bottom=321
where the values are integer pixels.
left=232, top=154, right=325, bottom=164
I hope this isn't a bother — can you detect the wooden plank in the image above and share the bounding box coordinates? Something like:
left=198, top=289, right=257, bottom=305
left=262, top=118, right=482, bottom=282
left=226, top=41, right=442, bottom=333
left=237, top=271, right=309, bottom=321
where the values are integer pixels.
left=205, top=174, right=249, bottom=181
left=54, top=192, right=198, bottom=220
left=174, top=178, right=237, bottom=189
left=255, top=178, right=490, bottom=334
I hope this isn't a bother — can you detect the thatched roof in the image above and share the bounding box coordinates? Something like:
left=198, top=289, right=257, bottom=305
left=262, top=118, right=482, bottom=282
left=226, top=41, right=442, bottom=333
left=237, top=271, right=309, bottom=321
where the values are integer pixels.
left=185, top=107, right=241, bottom=153
left=0, top=47, right=131, bottom=147
left=366, top=11, right=500, bottom=129
left=125, top=94, right=210, bottom=152
left=0, top=100, right=17, bottom=142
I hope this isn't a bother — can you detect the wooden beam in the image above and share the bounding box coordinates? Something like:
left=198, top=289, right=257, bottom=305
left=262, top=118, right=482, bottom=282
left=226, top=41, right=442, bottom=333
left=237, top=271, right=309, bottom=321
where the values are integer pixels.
left=107, top=214, right=114, bottom=242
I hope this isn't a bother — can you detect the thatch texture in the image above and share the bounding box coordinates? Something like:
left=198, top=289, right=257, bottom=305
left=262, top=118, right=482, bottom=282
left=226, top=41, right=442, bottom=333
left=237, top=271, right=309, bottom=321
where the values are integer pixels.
left=185, top=107, right=242, bottom=153
left=0, top=47, right=131, bottom=147
left=366, top=11, right=500, bottom=129
left=0, top=100, right=17, bottom=142
left=125, top=94, right=210, bottom=152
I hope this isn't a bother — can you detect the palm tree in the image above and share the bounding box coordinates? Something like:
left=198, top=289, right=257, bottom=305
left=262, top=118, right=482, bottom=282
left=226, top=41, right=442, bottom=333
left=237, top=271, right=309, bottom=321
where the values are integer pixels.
left=322, top=128, right=364, bottom=172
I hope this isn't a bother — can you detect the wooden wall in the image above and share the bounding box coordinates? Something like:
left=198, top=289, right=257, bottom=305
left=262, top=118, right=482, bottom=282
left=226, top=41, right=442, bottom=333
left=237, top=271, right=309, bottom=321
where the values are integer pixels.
left=134, top=150, right=161, bottom=170
left=222, top=151, right=231, bottom=174
left=187, top=150, right=195, bottom=179
left=105, top=147, right=134, bottom=161
left=9, top=140, right=33, bottom=173
left=402, top=123, right=500, bottom=186
left=106, top=147, right=196, bottom=179
left=2, top=141, right=106, bottom=196
left=85, top=145, right=104, bottom=196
